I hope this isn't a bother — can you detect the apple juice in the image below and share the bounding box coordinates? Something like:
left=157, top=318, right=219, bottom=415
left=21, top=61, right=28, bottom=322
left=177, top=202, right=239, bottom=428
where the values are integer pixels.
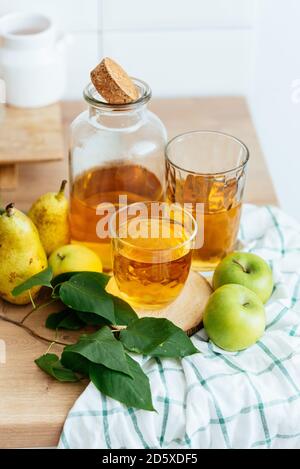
left=112, top=217, right=192, bottom=309
left=166, top=173, right=242, bottom=271
left=70, top=164, right=164, bottom=271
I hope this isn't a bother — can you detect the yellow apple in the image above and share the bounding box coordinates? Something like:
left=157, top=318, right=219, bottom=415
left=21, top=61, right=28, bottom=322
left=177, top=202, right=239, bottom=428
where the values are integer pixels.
left=48, top=244, right=102, bottom=278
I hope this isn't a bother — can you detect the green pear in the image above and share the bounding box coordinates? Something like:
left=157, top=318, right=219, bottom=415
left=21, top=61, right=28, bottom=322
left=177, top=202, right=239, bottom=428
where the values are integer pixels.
left=28, top=180, right=70, bottom=256
left=0, top=203, right=48, bottom=305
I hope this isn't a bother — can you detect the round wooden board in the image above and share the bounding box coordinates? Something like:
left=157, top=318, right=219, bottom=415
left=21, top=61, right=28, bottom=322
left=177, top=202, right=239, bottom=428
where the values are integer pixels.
left=106, top=271, right=213, bottom=336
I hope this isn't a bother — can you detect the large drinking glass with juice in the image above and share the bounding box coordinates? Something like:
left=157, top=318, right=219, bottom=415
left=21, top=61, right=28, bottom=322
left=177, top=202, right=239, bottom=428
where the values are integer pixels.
left=165, top=131, right=249, bottom=271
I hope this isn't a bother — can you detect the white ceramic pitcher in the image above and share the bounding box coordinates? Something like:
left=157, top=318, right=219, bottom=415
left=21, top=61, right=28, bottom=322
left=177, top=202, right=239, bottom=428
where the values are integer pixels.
left=0, top=12, right=68, bottom=108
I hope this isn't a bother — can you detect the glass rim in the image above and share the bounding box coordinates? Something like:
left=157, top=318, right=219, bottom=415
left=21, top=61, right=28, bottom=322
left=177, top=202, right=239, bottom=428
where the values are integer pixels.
left=165, top=130, right=250, bottom=177
left=83, top=77, right=152, bottom=111
left=109, top=201, right=198, bottom=253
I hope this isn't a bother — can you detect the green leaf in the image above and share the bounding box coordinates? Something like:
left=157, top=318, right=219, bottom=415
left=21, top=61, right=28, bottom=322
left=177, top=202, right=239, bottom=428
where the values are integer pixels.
left=120, top=318, right=199, bottom=358
left=89, top=355, right=155, bottom=411
left=61, top=351, right=90, bottom=377
left=149, top=329, right=199, bottom=358
left=111, top=296, right=138, bottom=326
left=12, top=266, right=53, bottom=297
left=61, top=327, right=131, bottom=377
left=75, top=297, right=138, bottom=327
left=46, top=309, right=85, bottom=330
left=35, top=353, right=79, bottom=382
left=52, top=271, right=110, bottom=289
left=59, top=273, right=115, bottom=324
left=51, top=271, right=85, bottom=288
left=76, top=310, right=110, bottom=327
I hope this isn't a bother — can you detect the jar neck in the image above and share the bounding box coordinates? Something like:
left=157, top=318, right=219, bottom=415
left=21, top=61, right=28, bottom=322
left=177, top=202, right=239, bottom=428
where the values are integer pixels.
left=84, top=78, right=151, bottom=130
left=88, top=104, right=148, bottom=129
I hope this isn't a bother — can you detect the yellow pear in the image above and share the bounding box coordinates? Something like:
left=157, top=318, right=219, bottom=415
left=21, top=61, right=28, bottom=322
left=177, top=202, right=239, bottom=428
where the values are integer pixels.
left=28, top=180, right=70, bottom=256
left=0, top=203, right=48, bottom=305
left=48, top=244, right=102, bottom=278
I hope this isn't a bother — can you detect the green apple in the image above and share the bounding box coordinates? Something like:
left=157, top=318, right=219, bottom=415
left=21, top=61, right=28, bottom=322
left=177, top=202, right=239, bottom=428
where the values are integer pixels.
left=213, top=252, right=273, bottom=303
left=203, top=284, right=265, bottom=351
left=48, top=244, right=103, bottom=278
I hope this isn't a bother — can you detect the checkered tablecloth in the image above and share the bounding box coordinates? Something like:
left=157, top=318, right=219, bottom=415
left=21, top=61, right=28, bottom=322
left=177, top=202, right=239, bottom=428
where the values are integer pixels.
left=58, top=205, right=300, bottom=449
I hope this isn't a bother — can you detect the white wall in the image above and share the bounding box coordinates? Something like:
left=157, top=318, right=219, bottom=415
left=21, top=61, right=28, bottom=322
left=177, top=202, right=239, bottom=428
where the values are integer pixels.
left=101, top=0, right=254, bottom=97
left=248, top=0, right=300, bottom=219
left=0, top=0, right=255, bottom=99
left=0, top=0, right=299, bottom=217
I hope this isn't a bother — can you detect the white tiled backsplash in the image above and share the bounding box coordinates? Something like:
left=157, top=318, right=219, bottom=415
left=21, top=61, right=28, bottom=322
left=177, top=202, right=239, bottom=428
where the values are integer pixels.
left=0, top=0, right=256, bottom=99
left=102, top=0, right=255, bottom=30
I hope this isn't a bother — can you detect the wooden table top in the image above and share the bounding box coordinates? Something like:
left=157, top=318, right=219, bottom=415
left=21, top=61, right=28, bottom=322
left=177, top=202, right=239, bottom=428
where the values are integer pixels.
left=0, top=97, right=277, bottom=448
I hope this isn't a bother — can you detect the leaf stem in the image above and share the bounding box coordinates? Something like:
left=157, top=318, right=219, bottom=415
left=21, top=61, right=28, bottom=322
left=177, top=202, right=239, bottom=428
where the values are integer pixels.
left=28, top=290, right=36, bottom=310
left=0, top=314, right=70, bottom=346
left=45, top=341, right=56, bottom=355
left=20, top=298, right=58, bottom=325
left=51, top=282, right=64, bottom=296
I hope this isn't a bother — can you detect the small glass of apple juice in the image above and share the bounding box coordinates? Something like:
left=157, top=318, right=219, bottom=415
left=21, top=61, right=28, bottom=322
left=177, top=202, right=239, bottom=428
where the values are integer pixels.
left=109, top=202, right=197, bottom=309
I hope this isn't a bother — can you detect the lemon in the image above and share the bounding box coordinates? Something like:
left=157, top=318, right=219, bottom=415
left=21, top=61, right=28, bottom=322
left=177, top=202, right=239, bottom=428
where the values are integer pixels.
left=48, top=244, right=102, bottom=278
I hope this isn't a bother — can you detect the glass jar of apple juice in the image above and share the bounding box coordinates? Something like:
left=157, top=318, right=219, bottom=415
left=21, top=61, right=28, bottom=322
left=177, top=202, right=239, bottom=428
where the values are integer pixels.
left=69, top=78, right=167, bottom=270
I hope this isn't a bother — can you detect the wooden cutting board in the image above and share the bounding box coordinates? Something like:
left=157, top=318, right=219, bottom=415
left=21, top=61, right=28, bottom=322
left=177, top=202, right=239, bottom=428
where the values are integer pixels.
left=107, top=271, right=213, bottom=335
left=0, top=103, right=64, bottom=190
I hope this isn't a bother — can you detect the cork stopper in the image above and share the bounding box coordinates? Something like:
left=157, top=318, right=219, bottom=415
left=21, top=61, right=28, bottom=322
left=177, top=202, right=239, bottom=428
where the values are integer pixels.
left=90, top=57, right=139, bottom=104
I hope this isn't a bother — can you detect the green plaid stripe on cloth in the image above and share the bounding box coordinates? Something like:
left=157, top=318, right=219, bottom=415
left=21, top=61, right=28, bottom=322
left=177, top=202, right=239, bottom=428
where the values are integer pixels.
left=58, top=205, right=300, bottom=449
